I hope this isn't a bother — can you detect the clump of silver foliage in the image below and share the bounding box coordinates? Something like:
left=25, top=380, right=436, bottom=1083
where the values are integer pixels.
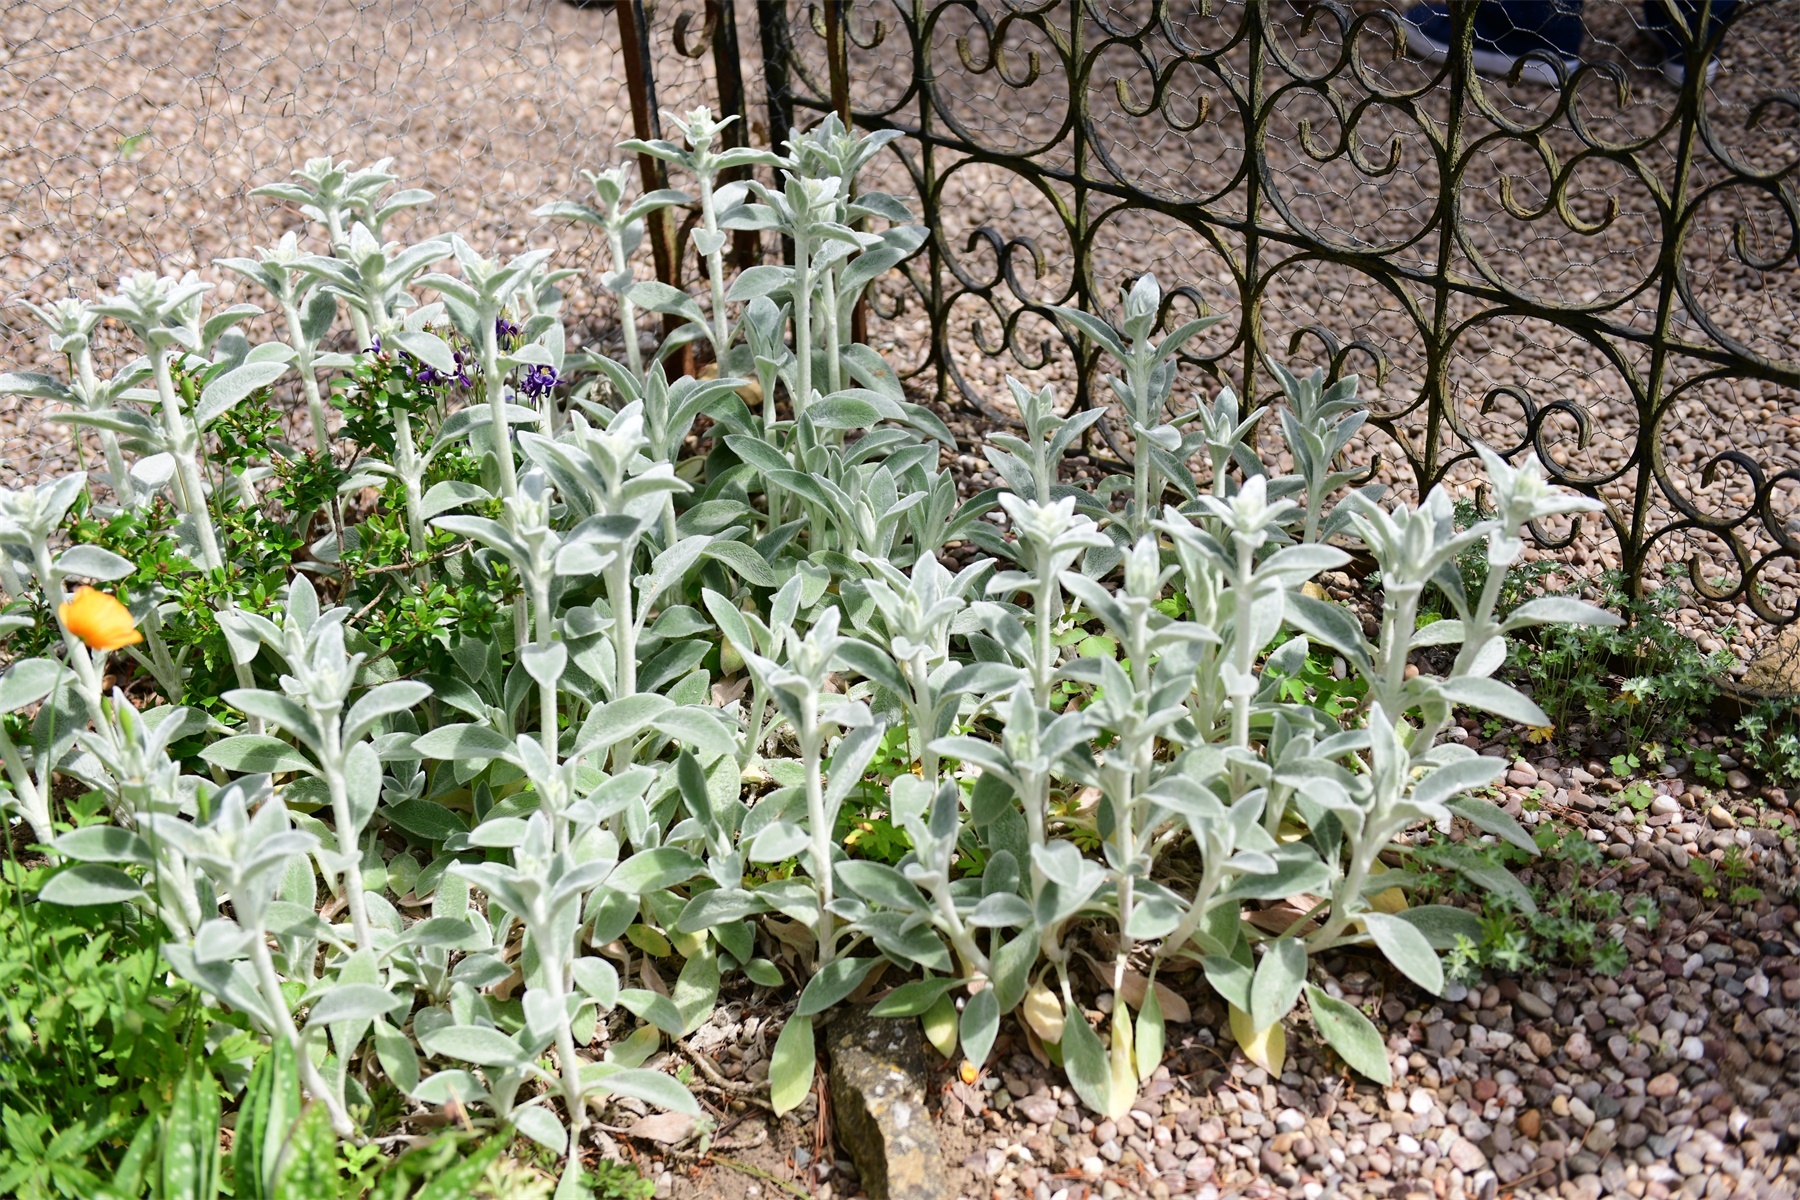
left=0, top=108, right=1615, bottom=1189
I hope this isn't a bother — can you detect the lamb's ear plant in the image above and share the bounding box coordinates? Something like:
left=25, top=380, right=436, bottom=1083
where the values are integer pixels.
left=730, top=173, right=863, bottom=417
left=1193, top=381, right=1267, bottom=496
left=620, top=107, right=782, bottom=356
left=723, top=602, right=887, bottom=1113
left=215, top=232, right=345, bottom=454
left=210, top=572, right=431, bottom=953
left=850, top=550, right=1004, bottom=788
left=535, top=167, right=690, bottom=380
left=515, top=405, right=691, bottom=710
left=983, top=376, right=1106, bottom=507
left=87, top=272, right=253, bottom=572
left=988, top=494, right=1111, bottom=706
left=140, top=775, right=360, bottom=1135
left=1050, top=274, right=1221, bottom=540
left=420, top=239, right=556, bottom=497
left=0, top=119, right=1641, bottom=1191
left=0, top=471, right=146, bottom=849
left=1269, top=360, right=1383, bottom=543
left=1, top=298, right=143, bottom=507
left=251, top=155, right=432, bottom=262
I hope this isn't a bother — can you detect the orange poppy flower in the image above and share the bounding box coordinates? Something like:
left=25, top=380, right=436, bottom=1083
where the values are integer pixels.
left=59, top=586, right=143, bottom=652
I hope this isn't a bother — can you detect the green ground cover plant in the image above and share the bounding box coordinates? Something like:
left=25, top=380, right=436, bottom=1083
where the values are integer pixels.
left=0, top=112, right=1619, bottom=1194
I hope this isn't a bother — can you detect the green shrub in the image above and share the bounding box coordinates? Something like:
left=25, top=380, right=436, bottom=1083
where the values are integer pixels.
left=0, top=855, right=246, bottom=1199
left=1508, top=572, right=1730, bottom=749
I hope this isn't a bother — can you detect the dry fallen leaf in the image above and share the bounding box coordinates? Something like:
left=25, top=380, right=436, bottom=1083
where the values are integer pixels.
left=1084, top=962, right=1192, bottom=1023
left=627, top=1111, right=696, bottom=1144
left=1246, top=895, right=1326, bottom=938
left=1116, top=970, right=1192, bottom=1024
left=846, top=958, right=891, bottom=1004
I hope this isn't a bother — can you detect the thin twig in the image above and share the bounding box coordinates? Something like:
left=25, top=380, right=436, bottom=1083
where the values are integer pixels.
left=678, top=1040, right=769, bottom=1099
left=709, top=1155, right=811, bottom=1200
left=355, top=537, right=476, bottom=577
left=351, top=581, right=391, bottom=624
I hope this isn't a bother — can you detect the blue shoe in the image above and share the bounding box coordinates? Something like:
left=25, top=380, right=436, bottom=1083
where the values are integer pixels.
left=1401, top=3, right=1583, bottom=86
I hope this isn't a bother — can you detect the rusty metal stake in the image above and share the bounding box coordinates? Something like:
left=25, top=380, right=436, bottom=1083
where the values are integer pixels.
left=614, top=0, right=693, bottom=376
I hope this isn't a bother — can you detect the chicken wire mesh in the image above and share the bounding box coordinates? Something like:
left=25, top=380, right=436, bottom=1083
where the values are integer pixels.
left=0, top=0, right=755, bottom=481
left=769, top=0, right=1800, bottom=680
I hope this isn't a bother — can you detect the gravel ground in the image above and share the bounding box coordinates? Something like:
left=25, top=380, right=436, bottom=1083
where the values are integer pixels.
left=626, top=724, right=1800, bottom=1200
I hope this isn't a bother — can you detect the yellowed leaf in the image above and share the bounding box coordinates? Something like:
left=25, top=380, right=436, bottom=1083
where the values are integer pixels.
left=1113, top=970, right=1192, bottom=1024
left=1367, top=859, right=1408, bottom=915
left=1022, top=979, right=1066, bottom=1044
left=1228, top=1003, right=1287, bottom=1076
left=1106, top=1005, right=1138, bottom=1119
left=921, top=992, right=959, bottom=1059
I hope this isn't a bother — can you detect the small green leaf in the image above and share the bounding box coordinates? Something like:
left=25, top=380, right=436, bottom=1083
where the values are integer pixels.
left=200, top=735, right=314, bottom=775
left=1249, top=939, right=1306, bottom=1033
left=383, top=799, right=469, bottom=842
left=1058, top=998, right=1111, bottom=1117
left=1306, top=984, right=1391, bottom=1084
left=1362, top=911, right=1445, bottom=996
left=960, top=985, right=1000, bottom=1067
left=743, top=958, right=784, bottom=988
left=796, top=957, right=880, bottom=1016
left=870, top=975, right=959, bottom=1017
left=769, top=1013, right=815, bottom=1116
left=673, top=948, right=721, bottom=1035
left=608, top=848, right=706, bottom=895
left=38, top=864, right=145, bottom=907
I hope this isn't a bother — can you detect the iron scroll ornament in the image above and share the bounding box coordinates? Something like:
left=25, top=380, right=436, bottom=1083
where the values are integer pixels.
left=764, top=0, right=1800, bottom=620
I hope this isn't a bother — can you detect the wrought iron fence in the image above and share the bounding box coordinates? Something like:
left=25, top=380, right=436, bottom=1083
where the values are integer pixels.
left=3, top=0, right=1799, bottom=657
left=765, top=0, right=1800, bottom=646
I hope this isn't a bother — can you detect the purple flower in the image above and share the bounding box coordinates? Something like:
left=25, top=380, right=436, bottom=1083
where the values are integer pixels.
left=519, top=363, right=560, bottom=401
left=495, top=317, right=522, bottom=343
